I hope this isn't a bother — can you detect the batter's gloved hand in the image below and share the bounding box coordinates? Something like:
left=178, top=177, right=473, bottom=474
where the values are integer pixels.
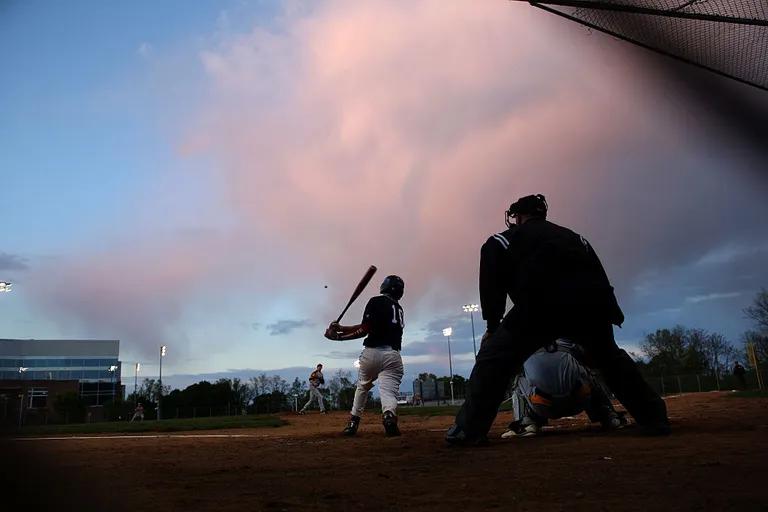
left=324, top=322, right=341, bottom=340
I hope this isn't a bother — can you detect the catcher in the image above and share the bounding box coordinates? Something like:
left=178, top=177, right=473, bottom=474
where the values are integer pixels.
left=324, top=275, right=405, bottom=437
left=299, top=363, right=326, bottom=414
left=502, top=338, right=626, bottom=438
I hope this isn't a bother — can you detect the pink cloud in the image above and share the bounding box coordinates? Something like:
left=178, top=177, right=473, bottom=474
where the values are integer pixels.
left=26, top=1, right=768, bottom=363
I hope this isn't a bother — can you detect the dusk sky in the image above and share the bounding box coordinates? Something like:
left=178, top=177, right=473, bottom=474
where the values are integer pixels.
left=2, top=0, right=767, bottom=388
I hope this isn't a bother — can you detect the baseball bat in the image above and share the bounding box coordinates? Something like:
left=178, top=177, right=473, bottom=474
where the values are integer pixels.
left=336, top=265, right=377, bottom=323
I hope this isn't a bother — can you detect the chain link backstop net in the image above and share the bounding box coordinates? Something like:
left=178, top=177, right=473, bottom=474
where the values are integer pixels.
left=518, top=0, right=768, bottom=91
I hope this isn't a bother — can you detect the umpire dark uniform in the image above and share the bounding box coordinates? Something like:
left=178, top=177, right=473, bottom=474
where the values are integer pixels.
left=447, top=194, right=669, bottom=444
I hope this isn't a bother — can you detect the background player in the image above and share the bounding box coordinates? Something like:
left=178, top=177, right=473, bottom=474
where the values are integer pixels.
left=299, top=363, right=326, bottom=414
left=324, top=275, right=405, bottom=437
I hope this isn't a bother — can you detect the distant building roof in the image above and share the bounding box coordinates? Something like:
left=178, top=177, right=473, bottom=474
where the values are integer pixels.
left=0, top=339, right=119, bottom=357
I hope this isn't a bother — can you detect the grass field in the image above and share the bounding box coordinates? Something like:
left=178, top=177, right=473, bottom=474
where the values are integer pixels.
left=4, top=414, right=286, bottom=437
left=5, top=405, right=467, bottom=436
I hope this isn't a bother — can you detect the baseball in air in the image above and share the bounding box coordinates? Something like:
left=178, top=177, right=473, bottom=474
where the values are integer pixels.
left=324, top=285, right=328, bottom=288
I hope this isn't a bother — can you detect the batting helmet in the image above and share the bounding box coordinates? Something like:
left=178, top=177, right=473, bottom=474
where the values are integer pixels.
left=380, top=275, right=405, bottom=300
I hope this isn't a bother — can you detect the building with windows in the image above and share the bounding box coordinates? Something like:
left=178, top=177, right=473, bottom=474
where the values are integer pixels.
left=0, top=339, right=123, bottom=424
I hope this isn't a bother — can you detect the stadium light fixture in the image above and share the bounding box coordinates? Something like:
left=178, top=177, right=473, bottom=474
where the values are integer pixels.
left=462, top=304, right=480, bottom=360
left=0, top=282, right=12, bottom=292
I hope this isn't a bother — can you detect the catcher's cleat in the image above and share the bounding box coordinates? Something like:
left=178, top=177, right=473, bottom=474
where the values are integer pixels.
left=342, top=415, right=360, bottom=436
left=382, top=411, right=401, bottom=437
left=501, top=423, right=540, bottom=439
left=445, top=424, right=488, bottom=446
left=602, top=411, right=629, bottom=431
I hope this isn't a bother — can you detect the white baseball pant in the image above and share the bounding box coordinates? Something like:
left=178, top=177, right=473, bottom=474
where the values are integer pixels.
left=351, top=346, right=404, bottom=417
left=301, top=385, right=325, bottom=412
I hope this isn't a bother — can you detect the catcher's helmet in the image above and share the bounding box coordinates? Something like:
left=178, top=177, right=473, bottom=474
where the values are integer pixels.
left=506, top=194, right=547, bottom=227
left=380, top=275, right=405, bottom=300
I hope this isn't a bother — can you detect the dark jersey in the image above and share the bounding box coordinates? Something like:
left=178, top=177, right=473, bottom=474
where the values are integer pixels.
left=361, top=295, right=404, bottom=351
left=479, top=218, right=624, bottom=329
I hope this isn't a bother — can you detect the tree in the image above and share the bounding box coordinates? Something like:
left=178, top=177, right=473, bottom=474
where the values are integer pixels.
left=640, top=326, right=735, bottom=376
left=231, top=378, right=250, bottom=414
left=328, top=370, right=355, bottom=410
left=744, top=288, right=768, bottom=333
left=289, top=377, right=308, bottom=398
left=742, top=330, right=768, bottom=365
left=417, top=372, right=437, bottom=381
left=641, top=326, right=688, bottom=375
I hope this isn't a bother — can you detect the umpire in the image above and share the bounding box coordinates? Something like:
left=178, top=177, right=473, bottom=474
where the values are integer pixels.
left=446, top=194, right=670, bottom=444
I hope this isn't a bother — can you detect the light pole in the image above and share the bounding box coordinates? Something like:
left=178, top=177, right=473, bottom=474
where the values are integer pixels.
left=463, top=304, right=479, bottom=359
left=17, top=367, right=27, bottom=428
left=108, top=365, right=118, bottom=402
left=134, top=363, right=141, bottom=399
left=442, top=327, right=455, bottom=405
left=158, top=345, right=167, bottom=420
left=0, top=281, right=12, bottom=293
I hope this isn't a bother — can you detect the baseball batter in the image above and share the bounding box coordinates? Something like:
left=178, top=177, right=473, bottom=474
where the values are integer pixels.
left=324, top=275, right=405, bottom=437
left=299, top=363, right=326, bottom=414
left=503, top=338, right=626, bottom=437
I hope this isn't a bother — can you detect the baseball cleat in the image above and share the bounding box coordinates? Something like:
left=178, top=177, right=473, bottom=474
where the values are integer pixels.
left=342, top=415, right=360, bottom=436
left=445, top=424, right=488, bottom=446
left=501, top=423, right=540, bottom=439
left=382, top=411, right=401, bottom=437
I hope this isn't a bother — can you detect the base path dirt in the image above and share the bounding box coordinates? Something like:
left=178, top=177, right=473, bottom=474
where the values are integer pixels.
left=4, top=392, right=767, bottom=511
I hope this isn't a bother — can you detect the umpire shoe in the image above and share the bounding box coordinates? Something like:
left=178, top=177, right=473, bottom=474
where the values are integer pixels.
left=445, top=424, right=488, bottom=446
left=342, top=415, right=361, bottom=436
left=382, top=411, right=401, bottom=437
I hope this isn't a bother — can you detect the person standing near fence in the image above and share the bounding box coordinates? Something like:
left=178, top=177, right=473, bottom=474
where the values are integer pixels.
left=733, top=362, right=747, bottom=390
left=299, top=364, right=326, bottom=414
left=130, top=403, right=144, bottom=422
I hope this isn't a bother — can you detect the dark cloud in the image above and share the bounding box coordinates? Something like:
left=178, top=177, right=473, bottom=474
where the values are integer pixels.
left=0, top=252, right=29, bottom=272
left=266, top=319, right=315, bottom=336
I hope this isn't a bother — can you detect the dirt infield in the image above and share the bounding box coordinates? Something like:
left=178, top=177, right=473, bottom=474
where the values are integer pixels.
left=4, top=392, right=768, bottom=511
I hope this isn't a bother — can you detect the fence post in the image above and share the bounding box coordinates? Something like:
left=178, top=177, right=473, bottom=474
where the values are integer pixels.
left=677, top=376, right=682, bottom=394
left=696, top=374, right=702, bottom=392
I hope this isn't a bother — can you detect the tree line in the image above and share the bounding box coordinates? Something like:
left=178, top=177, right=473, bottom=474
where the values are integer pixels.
left=634, top=289, right=768, bottom=379
left=120, top=369, right=361, bottom=419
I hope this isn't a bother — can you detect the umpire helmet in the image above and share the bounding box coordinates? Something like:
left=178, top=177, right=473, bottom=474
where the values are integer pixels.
left=380, top=275, right=405, bottom=300
left=506, top=194, right=547, bottom=227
